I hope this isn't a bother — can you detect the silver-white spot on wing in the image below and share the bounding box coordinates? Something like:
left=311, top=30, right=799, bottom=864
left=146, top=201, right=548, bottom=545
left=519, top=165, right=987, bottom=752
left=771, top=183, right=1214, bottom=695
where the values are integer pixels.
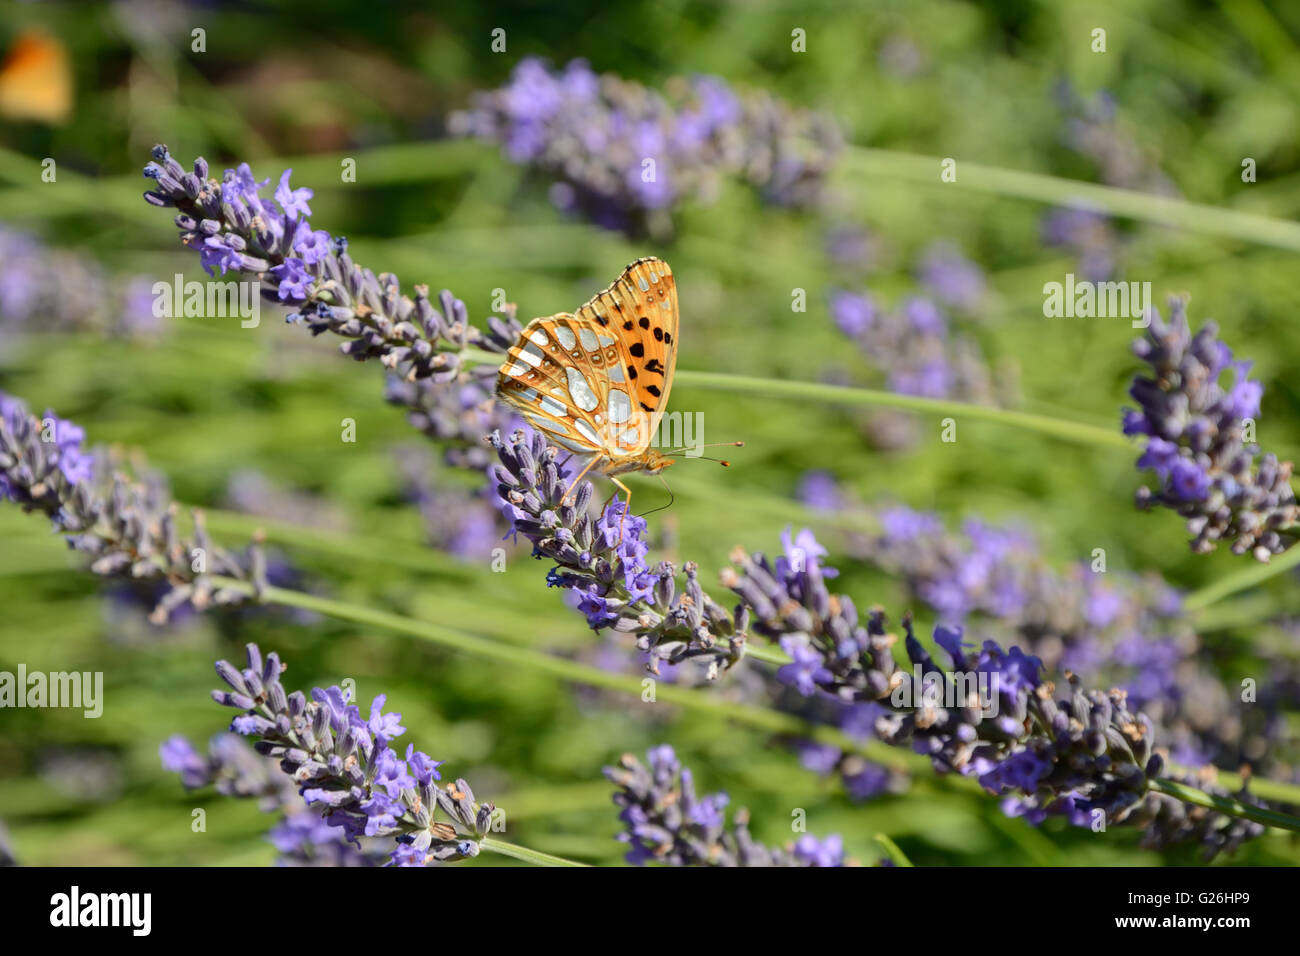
left=528, top=328, right=548, bottom=346
left=608, top=389, right=631, bottom=424
left=578, top=328, right=599, bottom=352
left=504, top=362, right=528, bottom=377
left=573, top=419, right=601, bottom=446
left=539, top=394, right=568, bottom=417
left=565, top=367, right=599, bottom=412
left=555, top=325, right=576, bottom=350
left=518, top=341, right=544, bottom=367
left=525, top=412, right=568, bottom=434
left=607, top=364, right=625, bottom=383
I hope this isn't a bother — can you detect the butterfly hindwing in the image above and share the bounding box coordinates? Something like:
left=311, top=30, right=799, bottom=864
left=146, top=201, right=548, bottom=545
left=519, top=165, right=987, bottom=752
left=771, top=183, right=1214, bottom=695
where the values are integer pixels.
left=497, top=313, right=604, bottom=454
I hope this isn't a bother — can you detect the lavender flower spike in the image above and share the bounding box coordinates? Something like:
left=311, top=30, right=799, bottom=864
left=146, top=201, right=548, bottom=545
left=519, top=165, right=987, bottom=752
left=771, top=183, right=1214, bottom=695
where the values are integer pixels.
left=491, top=428, right=747, bottom=677
left=141, top=145, right=520, bottom=385
left=161, top=733, right=389, bottom=866
left=722, top=532, right=1266, bottom=857
left=451, top=58, right=841, bottom=236
left=0, top=390, right=258, bottom=622
left=142, top=146, right=524, bottom=472
left=1124, top=298, right=1297, bottom=560
left=606, top=746, right=847, bottom=866
left=210, top=642, right=499, bottom=866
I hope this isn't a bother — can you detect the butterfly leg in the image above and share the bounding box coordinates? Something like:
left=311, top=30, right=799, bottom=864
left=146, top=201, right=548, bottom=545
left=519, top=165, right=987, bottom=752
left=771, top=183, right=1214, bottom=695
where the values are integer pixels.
left=559, top=455, right=602, bottom=506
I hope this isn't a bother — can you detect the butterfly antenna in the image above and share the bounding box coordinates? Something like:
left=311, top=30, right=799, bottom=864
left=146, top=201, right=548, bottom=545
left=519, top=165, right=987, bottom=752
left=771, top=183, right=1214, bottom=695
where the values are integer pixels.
left=663, top=440, right=745, bottom=464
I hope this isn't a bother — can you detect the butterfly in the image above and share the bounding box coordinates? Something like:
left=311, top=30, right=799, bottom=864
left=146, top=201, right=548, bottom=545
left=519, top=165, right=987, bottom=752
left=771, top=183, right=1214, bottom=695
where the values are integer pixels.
left=496, top=257, right=683, bottom=532
left=0, top=30, right=72, bottom=125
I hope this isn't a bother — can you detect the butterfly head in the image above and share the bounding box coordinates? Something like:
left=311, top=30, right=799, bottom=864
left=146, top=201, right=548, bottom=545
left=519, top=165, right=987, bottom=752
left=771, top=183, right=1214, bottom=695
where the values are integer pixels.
left=640, top=450, right=677, bottom=475
left=603, top=450, right=676, bottom=477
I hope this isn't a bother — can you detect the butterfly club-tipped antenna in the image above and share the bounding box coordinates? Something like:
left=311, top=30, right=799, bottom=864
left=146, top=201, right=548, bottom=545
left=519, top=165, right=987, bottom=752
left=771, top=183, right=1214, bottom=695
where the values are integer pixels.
left=661, top=439, right=745, bottom=467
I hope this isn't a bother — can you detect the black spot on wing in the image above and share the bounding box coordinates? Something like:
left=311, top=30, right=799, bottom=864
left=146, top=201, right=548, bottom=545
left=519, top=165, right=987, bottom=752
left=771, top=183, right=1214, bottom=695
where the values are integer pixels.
left=644, top=358, right=664, bottom=375
left=629, top=343, right=645, bottom=358
left=626, top=365, right=638, bottom=379
left=646, top=384, right=661, bottom=397
left=638, top=316, right=650, bottom=329
left=653, top=327, right=663, bottom=341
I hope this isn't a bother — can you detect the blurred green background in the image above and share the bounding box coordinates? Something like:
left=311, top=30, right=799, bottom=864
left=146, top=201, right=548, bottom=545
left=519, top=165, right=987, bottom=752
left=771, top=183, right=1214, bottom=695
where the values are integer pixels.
left=2, top=0, right=1300, bottom=866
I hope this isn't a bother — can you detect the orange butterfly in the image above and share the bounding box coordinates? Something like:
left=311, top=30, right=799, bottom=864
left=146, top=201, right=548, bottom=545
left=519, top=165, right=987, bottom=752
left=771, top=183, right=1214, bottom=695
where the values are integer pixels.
left=496, top=257, right=685, bottom=531
left=0, top=30, right=72, bottom=125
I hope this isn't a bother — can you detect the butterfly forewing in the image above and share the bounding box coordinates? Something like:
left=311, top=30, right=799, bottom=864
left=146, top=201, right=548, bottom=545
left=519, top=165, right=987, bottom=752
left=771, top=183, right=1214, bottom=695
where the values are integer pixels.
left=497, top=257, right=679, bottom=465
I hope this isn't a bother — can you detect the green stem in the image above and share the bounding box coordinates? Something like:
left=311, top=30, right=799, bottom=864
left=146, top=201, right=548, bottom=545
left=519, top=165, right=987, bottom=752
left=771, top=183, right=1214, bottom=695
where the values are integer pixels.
left=1181, top=544, right=1300, bottom=612
left=1150, top=778, right=1300, bottom=832
left=478, top=837, right=589, bottom=867
left=841, top=147, right=1300, bottom=251
left=873, top=833, right=914, bottom=867
left=198, top=508, right=473, bottom=580
left=673, top=372, right=1130, bottom=449
left=457, top=349, right=1129, bottom=450
left=1207, top=770, right=1300, bottom=808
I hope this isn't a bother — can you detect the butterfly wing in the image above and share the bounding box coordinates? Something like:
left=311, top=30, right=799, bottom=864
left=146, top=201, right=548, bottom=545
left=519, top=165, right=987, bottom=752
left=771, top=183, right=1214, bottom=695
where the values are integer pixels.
left=497, top=257, right=679, bottom=463
left=496, top=309, right=609, bottom=456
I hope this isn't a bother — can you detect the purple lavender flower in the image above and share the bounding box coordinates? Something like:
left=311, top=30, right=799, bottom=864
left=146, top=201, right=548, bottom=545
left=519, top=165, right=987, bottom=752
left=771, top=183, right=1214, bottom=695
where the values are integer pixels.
left=450, top=58, right=841, bottom=237
left=829, top=290, right=875, bottom=337
left=720, top=525, right=1266, bottom=855
left=777, top=637, right=835, bottom=695
left=162, top=732, right=386, bottom=865
left=0, top=224, right=161, bottom=338
left=142, top=146, right=531, bottom=482
left=829, top=278, right=995, bottom=407
left=606, top=746, right=847, bottom=866
left=1056, top=86, right=1177, bottom=195
left=824, top=494, right=1268, bottom=776
left=795, top=470, right=843, bottom=511
left=274, top=169, right=313, bottom=218
left=0, top=390, right=257, bottom=622
left=1125, top=299, right=1297, bottom=559
left=205, top=642, right=497, bottom=866
left=917, top=241, right=985, bottom=311
left=491, top=428, right=748, bottom=677
left=141, top=146, right=517, bottom=389
left=1040, top=86, right=1175, bottom=282
left=159, top=736, right=211, bottom=790
left=1040, top=206, right=1118, bottom=282
left=792, top=833, right=845, bottom=867
left=269, top=257, right=312, bottom=302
